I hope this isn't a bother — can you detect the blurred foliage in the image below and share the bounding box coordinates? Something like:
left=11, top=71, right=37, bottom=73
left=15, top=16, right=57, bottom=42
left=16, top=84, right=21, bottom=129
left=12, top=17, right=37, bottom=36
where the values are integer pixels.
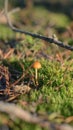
left=0, top=24, right=15, bottom=40
left=0, top=0, right=4, bottom=8
left=0, top=0, right=73, bottom=17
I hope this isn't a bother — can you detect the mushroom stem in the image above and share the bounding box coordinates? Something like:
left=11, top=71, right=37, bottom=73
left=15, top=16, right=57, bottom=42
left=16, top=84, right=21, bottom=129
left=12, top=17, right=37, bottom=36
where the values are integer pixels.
left=35, top=68, right=38, bottom=84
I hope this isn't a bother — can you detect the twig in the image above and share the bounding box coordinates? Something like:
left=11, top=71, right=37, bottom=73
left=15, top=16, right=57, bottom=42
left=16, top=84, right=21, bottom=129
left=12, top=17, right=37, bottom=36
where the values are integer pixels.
left=4, top=48, right=14, bottom=59
left=8, top=8, right=20, bottom=15
left=0, top=101, right=73, bottom=130
left=4, top=0, right=73, bottom=51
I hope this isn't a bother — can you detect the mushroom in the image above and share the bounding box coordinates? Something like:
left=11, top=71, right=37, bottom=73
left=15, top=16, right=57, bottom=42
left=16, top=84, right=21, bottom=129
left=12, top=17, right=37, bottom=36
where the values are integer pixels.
left=32, top=61, right=41, bottom=85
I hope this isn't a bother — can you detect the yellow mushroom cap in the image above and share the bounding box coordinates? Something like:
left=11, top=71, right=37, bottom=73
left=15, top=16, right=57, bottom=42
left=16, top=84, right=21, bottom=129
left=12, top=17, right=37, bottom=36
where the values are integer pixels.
left=32, top=61, right=41, bottom=69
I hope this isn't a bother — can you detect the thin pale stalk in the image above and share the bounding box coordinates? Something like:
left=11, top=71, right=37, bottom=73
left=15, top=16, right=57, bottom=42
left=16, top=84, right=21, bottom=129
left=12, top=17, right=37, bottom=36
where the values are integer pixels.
left=35, top=69, right=38, bottom=85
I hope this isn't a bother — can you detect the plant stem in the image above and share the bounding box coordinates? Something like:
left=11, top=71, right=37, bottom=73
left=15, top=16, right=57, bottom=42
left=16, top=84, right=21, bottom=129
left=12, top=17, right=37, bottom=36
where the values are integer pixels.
left=35, top=69, right=38, bottom=85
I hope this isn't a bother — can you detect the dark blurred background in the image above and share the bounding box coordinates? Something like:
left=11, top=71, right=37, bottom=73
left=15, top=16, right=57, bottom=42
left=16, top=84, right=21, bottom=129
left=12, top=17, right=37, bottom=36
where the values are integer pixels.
left=0, top=0, right=73, bottom=18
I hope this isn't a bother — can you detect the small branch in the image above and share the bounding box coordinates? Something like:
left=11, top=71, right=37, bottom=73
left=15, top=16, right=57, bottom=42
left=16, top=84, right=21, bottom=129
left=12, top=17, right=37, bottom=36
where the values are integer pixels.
left=4, top=0, right=73, bottom=51
left=8, top=8, right=20, bottom=15
left=0, top=101, right=73, bottom=130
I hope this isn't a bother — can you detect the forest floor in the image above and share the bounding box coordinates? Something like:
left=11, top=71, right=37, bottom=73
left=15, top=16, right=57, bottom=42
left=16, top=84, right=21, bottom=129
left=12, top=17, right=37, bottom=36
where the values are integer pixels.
left=0, top=5, right=73, bottom=130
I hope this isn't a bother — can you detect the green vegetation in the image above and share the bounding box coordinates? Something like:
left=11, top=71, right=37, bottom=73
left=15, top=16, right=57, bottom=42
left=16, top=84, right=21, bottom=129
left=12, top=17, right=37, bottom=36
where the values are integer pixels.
left=0, top=1, right=73, bottom=130
left=10, top=59, right=73, bottom=117
left=1, top=58, right=73, bottom=130
left=0, top=24, right=15, bottom=40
